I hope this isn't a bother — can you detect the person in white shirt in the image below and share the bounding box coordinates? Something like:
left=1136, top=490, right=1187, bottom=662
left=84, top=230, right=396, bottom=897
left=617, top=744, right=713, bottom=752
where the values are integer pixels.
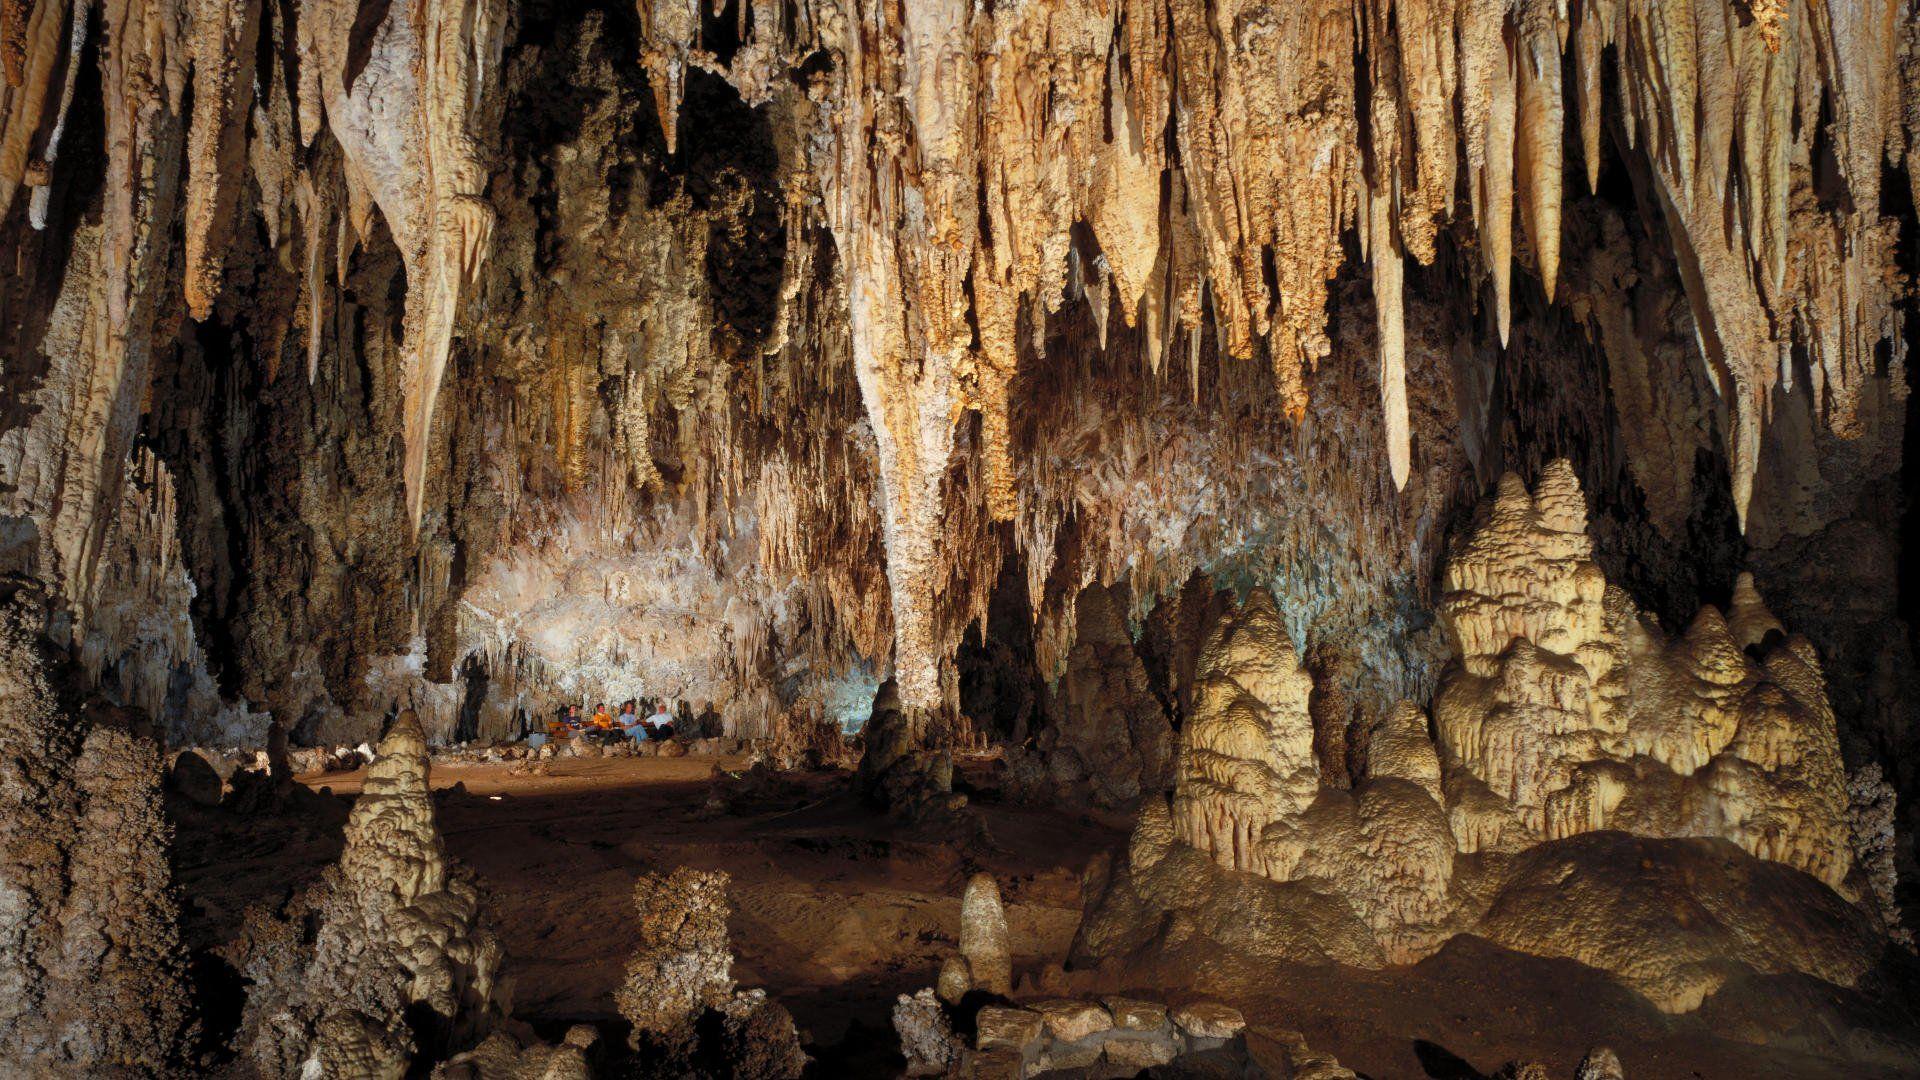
left=646, top=701, right=675, bottom=739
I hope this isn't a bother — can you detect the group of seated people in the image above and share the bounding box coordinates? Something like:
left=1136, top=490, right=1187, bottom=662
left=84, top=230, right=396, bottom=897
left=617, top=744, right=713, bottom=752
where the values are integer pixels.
left=533, top=699, right=676, bottom=746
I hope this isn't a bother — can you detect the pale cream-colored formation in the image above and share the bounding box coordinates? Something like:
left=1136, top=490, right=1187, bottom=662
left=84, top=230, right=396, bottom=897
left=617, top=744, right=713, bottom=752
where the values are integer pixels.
left=614, top=0, right=1915, bottom=708
left=0, top=0, right=1908, bottom=766
left=1086, top=460, right=1888, bottom=1012
left=1435, top=463, right=1853, bottom=890
left=241, top=711, right=507, bottom=1076
left=1173, top=588, right=1321, bottom=877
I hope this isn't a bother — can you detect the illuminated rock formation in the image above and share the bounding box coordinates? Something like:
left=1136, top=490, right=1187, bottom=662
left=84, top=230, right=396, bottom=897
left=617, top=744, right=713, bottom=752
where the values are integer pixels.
left=615, top=865, right=806, bottom=1078
left=242, top=711, right=507, bottom=1074
left=1173, top=588, right=1320, bottom=876
left=617, top=866, right=736, bottom=1054
left=1081, top=460, right=1888, bottom=1013
left=1435, top=463, right=1854, bottom=890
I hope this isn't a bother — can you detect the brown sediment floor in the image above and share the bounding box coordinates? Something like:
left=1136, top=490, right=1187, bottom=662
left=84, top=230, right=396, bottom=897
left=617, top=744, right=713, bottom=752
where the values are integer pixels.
left=170, top=752, right=1920, bottom=1078
left=172, top=752, right=1116, bottom=1067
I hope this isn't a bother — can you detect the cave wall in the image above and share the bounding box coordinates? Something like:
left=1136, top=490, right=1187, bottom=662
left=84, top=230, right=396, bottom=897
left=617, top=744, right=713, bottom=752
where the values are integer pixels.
left=0, top=0, right=1912, bottom=795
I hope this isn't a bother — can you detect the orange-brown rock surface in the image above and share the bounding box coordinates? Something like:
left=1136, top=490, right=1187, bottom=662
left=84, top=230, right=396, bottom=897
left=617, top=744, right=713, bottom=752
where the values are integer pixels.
left=0, top=598, right=192, bottom=1074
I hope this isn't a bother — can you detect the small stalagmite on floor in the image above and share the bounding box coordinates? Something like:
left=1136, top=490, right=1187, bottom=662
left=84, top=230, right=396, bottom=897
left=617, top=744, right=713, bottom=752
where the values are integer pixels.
left=615, top=865, right=807, bottom=1079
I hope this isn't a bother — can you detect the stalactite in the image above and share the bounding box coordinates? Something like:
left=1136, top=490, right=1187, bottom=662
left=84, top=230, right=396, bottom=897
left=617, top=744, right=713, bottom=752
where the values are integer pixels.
left=0, top=0, right=1910, bottom=756
left=183, top=0, right=261, bottom=319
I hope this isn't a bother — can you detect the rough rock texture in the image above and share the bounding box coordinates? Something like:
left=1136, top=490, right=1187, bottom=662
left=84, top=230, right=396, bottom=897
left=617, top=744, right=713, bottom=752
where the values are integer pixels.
left=1435, top=464, right=1854, bottom=890
left=1020, top=584, right=1174, bottom=809
left=1080, top=462, right=1892, bottom=1013
left=1575, top=1045, right=1626, bottom=1080
left=0, top=0, right=1916, bottom=1061
left=893, top=987, right=961, bottom=1077
left=430, top=1028, right=594, bottom=1080
left=614, top=865, right=805, bottom=1078
left=0, top=0, right=1904, bottom=814
left=240, top=711, right=507, bottom=1074
left=0, top=599, right=192, bottom=1074
left=855, top=680, right=966, bottom=822
left=616, top=866, right=735, bottom=1053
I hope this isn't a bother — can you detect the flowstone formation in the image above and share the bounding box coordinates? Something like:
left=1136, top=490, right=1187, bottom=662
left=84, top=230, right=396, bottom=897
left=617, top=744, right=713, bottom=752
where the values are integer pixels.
left=0, top=599, right=192, bottom=1075
left=1436, top=462, right=1854, bottom=889
left=615, top=865, right=807, bottom=1079
left=236, top=710, right=507, bottom=1076
left=1079, top=461, right=1894, bottom=1014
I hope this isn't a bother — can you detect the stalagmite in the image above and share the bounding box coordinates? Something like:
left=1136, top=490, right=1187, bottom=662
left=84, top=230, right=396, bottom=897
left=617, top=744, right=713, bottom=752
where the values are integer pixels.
left=239, top=712, right=507, bottom=1074
left=0, top=0, right=1914, bottom=1066
left=1434, top=462, right=1854, bottom=888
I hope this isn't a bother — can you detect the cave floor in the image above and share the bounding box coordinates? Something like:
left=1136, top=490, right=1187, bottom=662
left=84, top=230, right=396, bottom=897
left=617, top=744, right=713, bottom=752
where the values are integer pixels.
left=169, top=753, right=1920, bottom=1078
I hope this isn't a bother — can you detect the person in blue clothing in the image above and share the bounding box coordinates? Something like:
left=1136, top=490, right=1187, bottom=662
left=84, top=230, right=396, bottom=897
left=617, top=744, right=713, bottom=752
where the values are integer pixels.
left=619, top=700, right=647, bottom=742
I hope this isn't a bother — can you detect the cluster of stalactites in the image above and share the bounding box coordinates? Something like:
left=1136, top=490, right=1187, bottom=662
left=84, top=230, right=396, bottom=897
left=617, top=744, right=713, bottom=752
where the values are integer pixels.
left=1, top=0, right=507, bottom=533
left=3, top=0, right=1910, bottom=713
left=629, top=0, right=1911, bottom=705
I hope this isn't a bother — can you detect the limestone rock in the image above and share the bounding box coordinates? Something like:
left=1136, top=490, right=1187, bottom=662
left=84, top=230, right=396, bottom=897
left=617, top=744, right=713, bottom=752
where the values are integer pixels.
left=430, top=1030, right=592, bottom=1079
left=167, top=748, right=226, bottom=806
left=959, top=873, right=1012, bottom=997
left=1030, top=997, right=1112, bottom=1043
left=1435, top=463, right=1855, bottom=890
left=0, top=602, right=192, bottom=1074
left=1171, top=1001, right=1246, bottom=1040
left=1478, top=833, right=1881, bottom=1014
left=615, top=866, right=735, bottom=1052
left=1101, top=996, right=1168, bottom=1031
left=1031, top=584, right=1175, bottom=808
left=712, top=989, right=808, bottom=1080
left=1173, top=588, right=1320, bottom=876
left=892, top=987, right=960, bottom=1076
left=936, top=954, right=973, bottom=1006
left=973, top=1006, right=1043, bottom=1051
left=615, top=868, right=805, bottom=1078
left=1103, top=1031, right=1181, bottom=1068
left=1575, top=1046, right=1626, bottom=1080
left=856, top=680, right=964, bottom=822
left=241, top=710, right=507, bottom=1074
